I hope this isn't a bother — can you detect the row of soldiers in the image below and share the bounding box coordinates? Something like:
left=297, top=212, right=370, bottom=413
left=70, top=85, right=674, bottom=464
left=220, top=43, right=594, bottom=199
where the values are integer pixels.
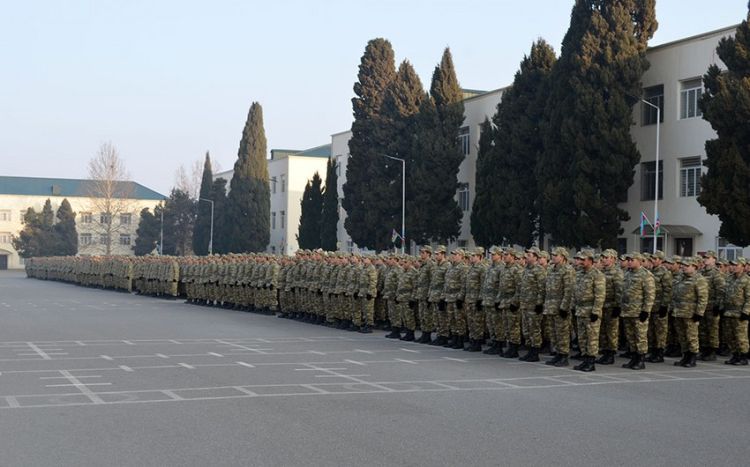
left=24, top=245, right=750, bottom=372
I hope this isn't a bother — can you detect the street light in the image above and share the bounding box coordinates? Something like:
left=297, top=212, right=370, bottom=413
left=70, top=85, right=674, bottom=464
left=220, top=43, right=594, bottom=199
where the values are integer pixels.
left=199, top=198, right=215, bottom=255
left=383, top=155, right=405, bottom=254
left=640, top=98, right=661, bottom=254
left=159, top=202, right=164, bottom=255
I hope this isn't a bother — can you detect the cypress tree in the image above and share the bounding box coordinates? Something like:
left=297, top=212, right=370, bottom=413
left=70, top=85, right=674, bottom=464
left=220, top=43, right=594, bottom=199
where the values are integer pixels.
left=225, top=102, right=270, bottom=253
left=538, top=0, right=657, bottom=248
left=12, top=207, right=45, bottom=258
left=422, top=48, right=464, bottom=244
left=484, top=39, right=556, bottom=248
left=192, top=151, right=213, bottom=255
left=297, top=172, right=324, bottom=250
left=698, top=6, right=750, bottom=246
left=470, top=117, right=497, bottom=247
left=133, top=207, right=160, bottom=255
left=320, top=157, right=339, bottom=251
left=211, top=178, right=229, bottom=254
left=53, top=198, right=78, bottom=255
left=41, top=199, right=54, bottom=230
left=162, top=188, right=196, bottom=256
left=342, top=38, right=397, bottom=251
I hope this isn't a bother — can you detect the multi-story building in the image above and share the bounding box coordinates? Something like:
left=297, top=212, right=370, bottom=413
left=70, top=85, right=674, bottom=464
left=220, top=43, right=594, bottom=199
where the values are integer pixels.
left=0, top=176, right=165, bottom=269
left=214, top=144, right=330, bottom=255
left=331, top=24, right=747, bottom=259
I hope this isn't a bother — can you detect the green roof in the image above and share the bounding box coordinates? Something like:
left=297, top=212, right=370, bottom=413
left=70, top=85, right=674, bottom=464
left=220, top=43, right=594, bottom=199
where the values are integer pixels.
left=0, top=176, right=165, bottom=200
left=293, top=144, right=331, bottom=158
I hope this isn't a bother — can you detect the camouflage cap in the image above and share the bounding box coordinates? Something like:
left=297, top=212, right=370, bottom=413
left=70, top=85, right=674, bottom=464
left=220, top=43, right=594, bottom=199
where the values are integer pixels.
left=452, top=248, right=466, bottom=256
left=434, top=245, right=447, bottom=254
left=678, top=256, right=694, bottom=266
left=575, top=249, right=595, bottom=260
left=551, top=247, right=569, bottom=258
left=489, top=246, right=503, bottom=255
left=473, top=246, right=485, bottom=256
left=539, top=251, right=550, bottom=259
left=512, top=250, right=524, bottom=259
left=703, top=250, right=717, bottom=258
left=730, top=257, right=747, bottom=265
left=652, top=250, right=666, bottom=260
left=599, top=248, right=617, bottom=258
left=525, top=246, right=541, bottom=257
left=419, top=245, right=433, bottom=253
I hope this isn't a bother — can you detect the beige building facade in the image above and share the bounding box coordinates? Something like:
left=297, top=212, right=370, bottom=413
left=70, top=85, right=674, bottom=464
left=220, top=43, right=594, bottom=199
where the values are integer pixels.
left=0, top=176, right=165, bottom=269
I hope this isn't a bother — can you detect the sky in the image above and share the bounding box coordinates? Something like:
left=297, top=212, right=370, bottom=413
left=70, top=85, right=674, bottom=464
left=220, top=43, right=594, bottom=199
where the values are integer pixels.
left=1, top=0, right=747, bottom=196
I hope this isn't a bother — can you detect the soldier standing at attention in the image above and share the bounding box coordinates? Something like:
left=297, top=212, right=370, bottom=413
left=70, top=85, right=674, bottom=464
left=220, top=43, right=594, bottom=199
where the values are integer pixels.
left=572, top=250, right=606, bottom=372
left=499, top=250, right=523, bottom=358
left=595, top=249, right=624, bottom=364
left=443, top=249, right=469, bottom=349
left=544, top=247, right=576, bottom=367
left=395, top=257, right=418, bottom=341
left=699, top=251, right=726, bottom=361
left=722, top=257, right=750, bottom=365
left=620, top=253, right=656, bottom=370
left=384, top=256, right=403, bottom=339
left=464, top=247, right=488, bottom=352
left=357, top=255, right=378, bottom=333
left=518, top=247, right=546, bottom=362
left=415, top=246, right=435, bottom=343
left=671, top=257, right=708, bottom=367
left=428, top=246, right=451, bottom=346
left=647, top=250, right=673, bottom=362
left=481, top=246, right=505, bottom=354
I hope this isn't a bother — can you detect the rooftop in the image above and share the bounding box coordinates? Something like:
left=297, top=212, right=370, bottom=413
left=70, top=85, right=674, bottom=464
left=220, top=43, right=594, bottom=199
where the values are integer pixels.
left=0, top=176, right=165, bottom=200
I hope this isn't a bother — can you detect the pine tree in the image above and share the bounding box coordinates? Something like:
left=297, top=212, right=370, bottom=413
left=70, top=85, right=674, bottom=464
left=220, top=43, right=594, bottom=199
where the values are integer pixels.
left=133, top=207, right=160, bottom=255
left=538, top=0, right=657, bottom=248
left=320, top=157, right=339, bottom=251
left=225, top=102, right=270, bottom=253
left=297, top=173, right=324, bottom=249
left=192, top=151, right=213, bottom=255
left=12, top=207, right=46, bottom=258
left=698, top=6, right=750, bottom=246
left=210, top=178, right=229, bottom=254
left=477, top=39, right=557, bottom=248
left=342, top=38, right=397, bottom=251
left=470, top=117, right=497, bottom=247
left=53, top=198, right=78, bottom=255
left=162, top=188, right=196, bottom=256
left=41, top=199, right=54, bottom=230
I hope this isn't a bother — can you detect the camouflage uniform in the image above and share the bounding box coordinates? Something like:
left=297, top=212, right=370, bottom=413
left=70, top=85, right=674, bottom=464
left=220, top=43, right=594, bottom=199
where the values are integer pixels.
left=395, top=263, right=418, bottom=337
left=621, top=257, right=656, bottom=362
left=722, top=260, right=750, bottom=363
left=357, top=260, right=378, bottom=329
left=480, top=252, right=504, bottom=346
left=428, top=254, right=451, bottom=342
left=415, top=256, right=434, bottom=339
left=444, top=252, right=469, bottom=342
left=519, top=255, right=546, bottom=350
left=465, top=251, right=488, bottom=343
left=699, top=263, right=726, bottom=356
left=671, top=259, right=708, bottom=363
left=497, top=255, right=522, bottom=353
left=648, top=261, right=673, bottom=356
left=573, top=255, right=606, bottom=367
left=543, top=251, right=575, bottom=357
left=599, top=256, right=624, bottom=356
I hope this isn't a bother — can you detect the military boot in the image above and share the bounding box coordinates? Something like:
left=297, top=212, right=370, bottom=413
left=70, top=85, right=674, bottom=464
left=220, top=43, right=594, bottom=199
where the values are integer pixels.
left=483, top=342, right=500, bottom=355
left=450, top=335, right=464, bottom=349
left=416, top=332, right=432, bottom=344
left=358, top=325, right=372, bottom=334
left=519, top=347, right=539, bottom=362
left=579, top=356, right=596, bottom=372
left=595, top=350, right=615, bottom=365
left=674, top=352, right=689, bottom=366
left=619, top=350, right=634, bottom=359
left=430, top=335, right=448, bottom=346
left=553, top=354, right=569, bottom=367
left=724, top=353, right=740, bottom=365
left=681, top=352, right=697, bottom=368
left=545, top=354, right=562, bottom=366
left=665, top=345, right=682, bottom=358
left=400, top=330, right=415, bottom=342
left=699, top=348, right=717, bottom=361
left=622, top=354, right=639, bottom=369
left=466, top=339, right=482, bottom=352
left=571, top=351, right=584, bottom=361
left=630, top=354, right=646, bottom=370
left=738, top=354, right=750, bottom=365
left=385, top=328, right=401, bottom=339
left=646, top=348, right=664, bottom=363
left=717, top=343, right=731, bottom=357
left=502, top=343, right=519, bottom=358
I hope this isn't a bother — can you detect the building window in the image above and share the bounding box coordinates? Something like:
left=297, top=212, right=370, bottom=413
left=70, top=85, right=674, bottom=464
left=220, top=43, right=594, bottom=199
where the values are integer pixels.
left=458, top=126, right=470, bottom=156
left=718, top=237, right=743, bottom=261
left=346, top=240, right=354, bottom=253
left=0, top=232, right=11, bottom=244
left=100, top=212, right=111, bottom=224
left=79, top=233, right=92, bottom=246
left=680, top=78, right=703, bottom=119
left=271, top=212, right=276, bottom=229
left=457, top=183, right=470, bottom=211
left=640, top=161, right=663, bottom=201
left=280, top=174, right=286, bottom=193
left=0, top=210, right=11, bottom=222
left=99, top=234, right=109, bottom=245
left=81, top=212, right=92, bottom=224
left=674, top=238, right=693, bottom=256
left=271, top=178, right=277, bottom=194
left=679, top=157, right=702, bottom=197
left=335, top=157, right=342, bottom=176
left=271, top=246, right=276, bottom=254
left=640, top=237, right=664, bottom=253
left=642, top=84, right=664, bottom=125
left=280, top=211, right=286, bottom=229
left=19, top=210, right=27, bottom=224
left=617, top=238, right=628, bottom=255
left=120, top=213, right=132, bottom=225
left=119, top=234, right=131, bottom=246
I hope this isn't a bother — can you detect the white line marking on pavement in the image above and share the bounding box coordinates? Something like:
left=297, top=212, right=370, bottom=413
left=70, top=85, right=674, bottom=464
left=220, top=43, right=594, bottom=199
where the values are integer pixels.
left=308, top=351, right=326, bottom=355
left=295, top=367, right=347, bottom=371
left=58, top=370, right=105, bottom=404
left=45, top=383, right=112, bottom=388
left=75, top=341, right=86, bottom=346
left=236, top=361, right=255, bottom=368
left=155, top=354, right=169, bottom=359
left=400, top=348, right=420, bottom=353
left=5, top=397, right=19, bottom=408
left=26, top=342, right=51, bottom=360
left=40, top=375, right=101, bottom=380
left=101, top=355, right=113, bottom=361
left=233, top=386, right=258, bottom=396
left=119, top=365, right=134, bottom=372
left=300, top=385, right=330, bottom=393
left=345, top=359, right=366, bottom=366
left=161, top=390, right=184, bottom=401
left=354, top=349, right=374, bottom=354
left=208, top=352, right=224, bottom=357
left=430, top=382, right=460, bottom=389
left=170, top=340, right=181, bottom=344
left=123, top=340, right=135, bottom=345
left=178, top=363, right=195, bottom=369
left=216, top=340, right=269, bottom=354
left=443, top=357, right=468, bottom=363
left=395, top=359, right=418, bottom=364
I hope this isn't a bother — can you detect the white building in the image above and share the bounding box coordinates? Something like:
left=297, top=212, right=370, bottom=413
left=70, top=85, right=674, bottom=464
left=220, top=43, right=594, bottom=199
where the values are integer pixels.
left=331, top=24, right=747, bottom=259
left=215, top=145, right=330, bottom=255
left=0, top=176, right=165, bottom=269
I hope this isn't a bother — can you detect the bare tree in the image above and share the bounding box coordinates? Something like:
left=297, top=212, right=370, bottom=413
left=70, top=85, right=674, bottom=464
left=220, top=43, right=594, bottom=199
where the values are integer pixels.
left=174, top=158, right=209, bottom=200
left=85, top=142, right=136, bottom=255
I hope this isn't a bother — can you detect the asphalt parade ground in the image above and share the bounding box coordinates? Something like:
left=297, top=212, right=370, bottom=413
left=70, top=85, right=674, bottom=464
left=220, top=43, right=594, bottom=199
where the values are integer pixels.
left=0, top=270, right=748, bottom=466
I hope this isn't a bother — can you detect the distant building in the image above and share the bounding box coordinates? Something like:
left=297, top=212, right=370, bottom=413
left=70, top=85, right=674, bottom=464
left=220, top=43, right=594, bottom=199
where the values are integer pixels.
left=214, top=144, right=330, bottom=255
left=0, top=176, right=165, bottom=269
left=331, top=24, right=747, bottom=259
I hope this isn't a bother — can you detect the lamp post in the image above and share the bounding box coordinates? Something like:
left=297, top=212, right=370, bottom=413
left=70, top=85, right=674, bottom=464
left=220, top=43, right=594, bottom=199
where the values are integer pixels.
left=640, top=98, right=661, bottom=254
left=159, top=202, right=164, bottom=255
left=199, top=198, right=215, bottom=255
left=383, top=155, right=405, bottom=254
